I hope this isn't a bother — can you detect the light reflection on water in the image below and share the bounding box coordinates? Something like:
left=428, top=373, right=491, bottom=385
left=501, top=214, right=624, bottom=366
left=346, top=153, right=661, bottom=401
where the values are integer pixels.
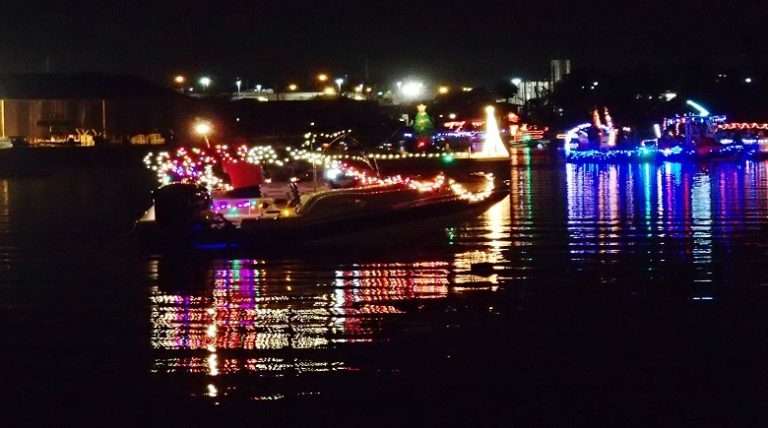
left=147, top=199, right=510, bottom=399
left=561, top=162, right=768, bottom=291
left=5, top=158, right=767, bottom=406
left=148, top=253, right=504, bottom=348
left=144, top=160, right=768, bottom=399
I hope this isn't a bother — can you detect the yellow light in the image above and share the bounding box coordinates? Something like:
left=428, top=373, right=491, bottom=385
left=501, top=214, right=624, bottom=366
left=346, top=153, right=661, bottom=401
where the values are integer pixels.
left=317, top=73, right=328, bottom=82
left=462, top=87, right=473, bottom=92
left=323, top=86, right=336, bottom=95
left=194, top=122, right=212, bottom=136
left=288, top=83, right=298, bottom=91
left=173, top=75, right=185, bottom=84
left=438, top=86, right=449, bottom=94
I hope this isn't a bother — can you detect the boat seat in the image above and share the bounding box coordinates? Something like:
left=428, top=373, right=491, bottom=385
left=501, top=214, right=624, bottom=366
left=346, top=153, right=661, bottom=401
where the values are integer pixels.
left=259, top=183, right=295, bottom=200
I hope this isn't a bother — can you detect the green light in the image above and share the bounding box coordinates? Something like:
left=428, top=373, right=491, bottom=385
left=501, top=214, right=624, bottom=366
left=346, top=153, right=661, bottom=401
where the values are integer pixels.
left=442, top=154, right=454, bottom=163
left=446, top=226, right=456, bottom=245
left=522, top=134, right=531, bottom=141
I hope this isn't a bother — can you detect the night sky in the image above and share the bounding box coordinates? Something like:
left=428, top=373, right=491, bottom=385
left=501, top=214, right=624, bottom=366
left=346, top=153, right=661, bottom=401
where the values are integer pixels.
left=0, top=0, right=765, bottom=86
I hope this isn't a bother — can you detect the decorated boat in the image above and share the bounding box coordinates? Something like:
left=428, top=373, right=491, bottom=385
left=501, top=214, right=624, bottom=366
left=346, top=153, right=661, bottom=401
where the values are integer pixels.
left=655, top=111, right=731, bottom=159
left=714, top=122, right=768, bottom=157
left=134, top=144, right=506, bottom=251
left=563, top=102, right=744, bottom=162
left=562, top=108, right=639, bottom=161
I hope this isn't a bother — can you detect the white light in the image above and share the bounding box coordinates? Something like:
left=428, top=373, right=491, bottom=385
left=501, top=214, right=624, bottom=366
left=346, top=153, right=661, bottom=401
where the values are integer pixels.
left=745, top=77, right=753, bottom=83
left=686, top=99, right=710, bottom=117
left=563, top=122, right=616, bottom=154
left=334, top=78, right=344, bottom=93
left=199, top=77, right=212, bottom=87
left=448, top=113, right=456, bottom=119
left=207, top=384, right=218, bottom=397
left=325, top=168, right=342, bottom=180
left=593, top=81, right=599, bottom=86
left=653, top=123, right=662, bottom=139
left=400, top=81, right=424, bottom=98
left=511, top=78, right=522, bottom=86
left=479, top=106, right=509, bottom=158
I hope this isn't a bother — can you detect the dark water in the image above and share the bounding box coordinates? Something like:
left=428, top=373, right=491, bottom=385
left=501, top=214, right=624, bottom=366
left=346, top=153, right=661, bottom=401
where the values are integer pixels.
left=3, top=155, right=768, bottom=425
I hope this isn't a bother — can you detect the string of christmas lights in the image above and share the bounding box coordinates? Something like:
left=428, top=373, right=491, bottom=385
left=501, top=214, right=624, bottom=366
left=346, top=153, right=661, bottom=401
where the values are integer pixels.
left=144, top=143, right=496, bottom=202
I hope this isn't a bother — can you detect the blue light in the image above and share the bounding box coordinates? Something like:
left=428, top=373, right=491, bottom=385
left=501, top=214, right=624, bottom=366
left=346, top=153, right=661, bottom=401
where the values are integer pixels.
left=566, top=148, right=652, bottom=162
left=196, top=243, right=231, bottom=249
left=661, top=146, right=684, bottom=156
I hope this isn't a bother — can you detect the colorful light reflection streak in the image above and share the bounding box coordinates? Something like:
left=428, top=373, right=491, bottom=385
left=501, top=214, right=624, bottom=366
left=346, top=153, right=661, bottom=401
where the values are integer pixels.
left=563, top=162, right=763, bottom=292
left=148, top=254, right=502, bottom=381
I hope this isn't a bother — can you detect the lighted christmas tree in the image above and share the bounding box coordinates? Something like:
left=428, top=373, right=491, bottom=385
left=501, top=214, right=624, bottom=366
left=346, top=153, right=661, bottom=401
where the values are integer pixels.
left=413, top=104, right=434, bottom=137
left=479, top=106, right=510, bottom=158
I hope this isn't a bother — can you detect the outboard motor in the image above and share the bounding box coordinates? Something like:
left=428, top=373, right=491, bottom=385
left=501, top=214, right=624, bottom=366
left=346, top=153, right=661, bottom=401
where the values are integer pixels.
left=153, top=183, right=212, bottom=238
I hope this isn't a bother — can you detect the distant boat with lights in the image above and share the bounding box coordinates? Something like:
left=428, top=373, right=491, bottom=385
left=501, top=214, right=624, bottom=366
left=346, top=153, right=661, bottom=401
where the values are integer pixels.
left=134, top=145, right=507, bottom=251
left=562, top=102, right=752, bottom=162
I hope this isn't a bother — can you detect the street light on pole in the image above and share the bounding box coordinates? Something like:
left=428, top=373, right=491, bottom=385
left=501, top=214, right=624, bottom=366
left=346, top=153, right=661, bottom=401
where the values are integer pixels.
left=194, top=120, right=213, bottom=148
left=335, top=78, right=344, bottom=95
left=235, top=79, right=242, bottom=95
left=174, top=75, right=185, bottom=92
left=199, top=77, right=212, bottom=92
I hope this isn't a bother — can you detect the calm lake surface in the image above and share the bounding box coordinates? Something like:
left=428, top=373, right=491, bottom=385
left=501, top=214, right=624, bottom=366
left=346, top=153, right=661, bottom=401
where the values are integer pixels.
left=2, top=152, right=768, bottom=425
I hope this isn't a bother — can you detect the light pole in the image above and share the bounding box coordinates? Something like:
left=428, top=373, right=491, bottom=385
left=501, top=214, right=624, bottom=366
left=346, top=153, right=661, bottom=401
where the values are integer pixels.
left=235, top=79, right=242, bottom=95
left=174, top=75, right=185, bottom=93
left=511, top=78, right=523, bottom=102
left=194, top=120, right=212, bottom=148
left=335, top=78, right=344, bottom=95
left=199, top=77, right=211, bottom=92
